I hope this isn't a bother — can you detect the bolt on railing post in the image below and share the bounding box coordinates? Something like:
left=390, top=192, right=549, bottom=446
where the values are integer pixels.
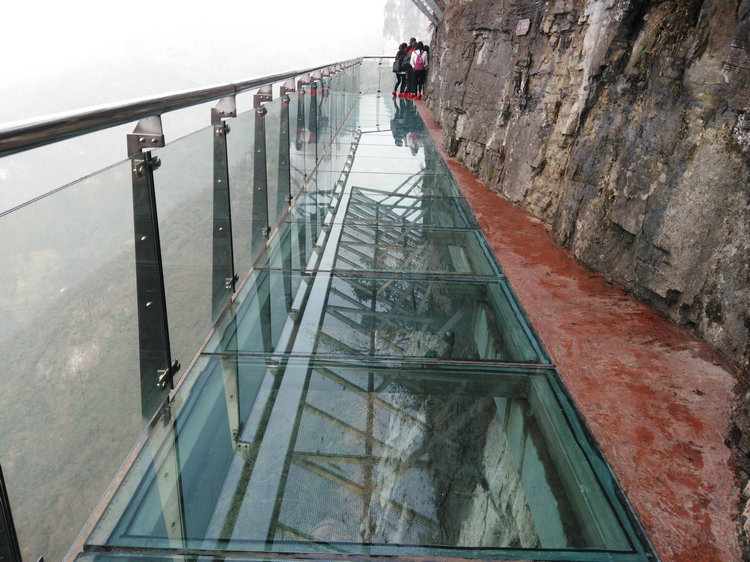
left=127, top=116, right=179, bottom=413
left=211, top=96, right=238, bottom=320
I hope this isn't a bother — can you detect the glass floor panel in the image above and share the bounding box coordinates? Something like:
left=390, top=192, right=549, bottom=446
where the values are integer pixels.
left=85, top=359, right=647, bottom=560
left=334, top=226, right=501, bottom=275
left=283, top=187, right=479, bottom=229
left=205, top=272, right=546, bottom=364
left=260, top=220, right=498, bottom=276
left=88, top=357, right=648, bottom=557
left=346, top=175, right=460, bottom=198
left=79, top=95, right=654, bottom=561
left=342, top=189, right=479, bottom=228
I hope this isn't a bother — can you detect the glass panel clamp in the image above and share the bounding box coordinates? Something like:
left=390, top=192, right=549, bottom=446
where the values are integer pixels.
left=157, top=360, right=181, bottom=390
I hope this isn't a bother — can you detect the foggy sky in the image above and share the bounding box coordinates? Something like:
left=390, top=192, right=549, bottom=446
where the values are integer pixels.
left=1, top=0, right=389, bottom=122
left=0, top=0, right=426, bottom=211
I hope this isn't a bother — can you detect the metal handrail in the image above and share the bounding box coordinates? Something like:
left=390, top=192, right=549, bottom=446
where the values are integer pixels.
left=0, top=58, right=361, bottom=158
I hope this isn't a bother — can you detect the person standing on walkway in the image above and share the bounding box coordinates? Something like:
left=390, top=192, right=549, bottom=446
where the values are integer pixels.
left=405, top=37, right=417, bottom=99
left=411, top=42, right=428, bottom=100
left=392, top=43, right=408, bottom=97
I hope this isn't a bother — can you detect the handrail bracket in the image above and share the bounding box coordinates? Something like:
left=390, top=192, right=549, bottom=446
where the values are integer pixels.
left=127, top=115, right=165, bottom=158
left=211, top=96, right=237, bottom=126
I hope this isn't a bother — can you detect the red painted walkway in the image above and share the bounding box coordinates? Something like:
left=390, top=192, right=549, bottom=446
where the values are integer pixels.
left=417, top=102, right=741, bottom=561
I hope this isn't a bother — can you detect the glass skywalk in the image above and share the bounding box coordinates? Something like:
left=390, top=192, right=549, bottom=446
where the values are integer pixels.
left=79, top=95, right=654, bottom=560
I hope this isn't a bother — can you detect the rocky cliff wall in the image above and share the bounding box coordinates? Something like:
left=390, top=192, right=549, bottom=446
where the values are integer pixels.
left=425, top=0, right=749, bottom=369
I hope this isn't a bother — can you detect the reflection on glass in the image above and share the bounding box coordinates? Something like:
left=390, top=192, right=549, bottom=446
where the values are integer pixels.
left=289, top=88, right=310, bottom=199
left=88, top=361, right=634, bottom=558
left=227, top=109, right=257, bottom=276
left=0, top=161, right=146, bottom=562
left=264, top=98, right=288, bottom=230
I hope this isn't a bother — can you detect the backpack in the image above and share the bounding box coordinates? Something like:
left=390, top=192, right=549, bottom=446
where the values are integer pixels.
left=413, top=52, right=425, bottom=71
left=393, top=53, right=402, bottom=72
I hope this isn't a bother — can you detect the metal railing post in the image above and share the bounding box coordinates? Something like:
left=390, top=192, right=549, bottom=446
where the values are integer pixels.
left=211, top=96, right=238, bottom=319
left=279, top=79, right=294, bottom=207
left=0, top=465, right=22, bottom=562
left=253, top=91, right=271, bottom=244
left=308, top=80, right=318, bottom=162
left=127, top=116, right=179, bottom=413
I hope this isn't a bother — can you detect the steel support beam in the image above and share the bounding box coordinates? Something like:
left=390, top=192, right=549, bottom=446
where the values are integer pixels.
left=409, top=0, right=441, bottom=26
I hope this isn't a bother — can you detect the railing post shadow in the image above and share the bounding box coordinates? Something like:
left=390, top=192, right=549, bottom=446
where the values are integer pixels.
left=127, top=116, right=179, bottom=417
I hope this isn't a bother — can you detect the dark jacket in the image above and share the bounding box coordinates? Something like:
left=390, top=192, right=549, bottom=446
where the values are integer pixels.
left=393, top=50, right=407, bottom=73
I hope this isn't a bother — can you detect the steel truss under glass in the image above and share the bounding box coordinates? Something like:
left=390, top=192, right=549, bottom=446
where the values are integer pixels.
left=0, top=59, right=656, bottom=561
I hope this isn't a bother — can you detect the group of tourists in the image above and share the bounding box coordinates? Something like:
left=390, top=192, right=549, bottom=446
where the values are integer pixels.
left=392, top=37, right=429, bottom=100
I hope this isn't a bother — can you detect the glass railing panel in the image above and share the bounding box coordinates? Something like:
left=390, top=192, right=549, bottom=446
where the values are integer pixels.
left=312, top=81, right=326, bottom=161
left=226, top=108, right=257, bottom=278
left=84, top=359, right=643, bottom=559
left=0, top=160, right=158, bottom=562
left=263, top=97, right=289, bottom=231
left=324, top=78, right=335, bottom=144
left=334, top=226, right=501, bottom=276
left=332, top=73, right=346, bottom=135
left=150, top=128, right=215, bottom=376
left=288, top=89, right=312, bottom=201
left=359, top=58, right=385, bottom=95
left=380, top=56, right=395, bottom=93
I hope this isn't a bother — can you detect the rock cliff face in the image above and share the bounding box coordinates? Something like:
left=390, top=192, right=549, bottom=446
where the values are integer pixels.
left=425, top=0, right=749, bottom=370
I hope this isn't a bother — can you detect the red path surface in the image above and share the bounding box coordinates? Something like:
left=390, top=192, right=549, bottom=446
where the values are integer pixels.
left=417, top=102, right=741, bottom=561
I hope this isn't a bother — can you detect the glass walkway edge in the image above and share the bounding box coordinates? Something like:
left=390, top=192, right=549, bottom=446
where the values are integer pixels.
left=76, top=96, right=655, bottom=560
